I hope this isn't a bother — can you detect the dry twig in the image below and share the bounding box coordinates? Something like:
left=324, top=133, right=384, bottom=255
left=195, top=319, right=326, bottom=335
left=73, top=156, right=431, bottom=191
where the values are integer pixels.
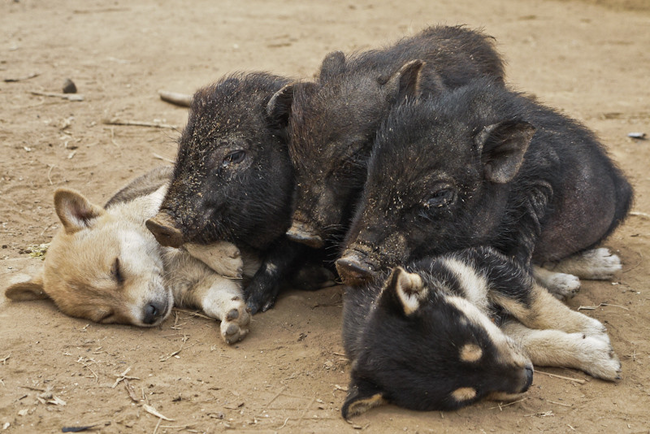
left=578, top=303, right=630, bottom=311
left=143, top=404, right=174, bottom=421
left=158, top=90, right=192, bottom=107
left=30, top=90, right=83, bottom=101
left=535, top=370, right=586, bottom=384
left=112, top=367, right=139, bottom=388
left=103, top=118, right=177, bottom=129
left=4, top=72, right=39, bottom=82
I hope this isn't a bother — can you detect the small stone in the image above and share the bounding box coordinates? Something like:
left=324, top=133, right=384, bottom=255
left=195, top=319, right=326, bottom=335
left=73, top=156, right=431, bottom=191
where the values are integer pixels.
left=62, top=78, right=77, bottom=94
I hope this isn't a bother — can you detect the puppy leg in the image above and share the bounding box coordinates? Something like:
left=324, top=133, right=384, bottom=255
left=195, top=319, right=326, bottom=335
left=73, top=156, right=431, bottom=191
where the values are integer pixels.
left=185, top=276, right=251, bottom=344
left=541, top=248, right=621, bottom=280
left=494, top=283, right=611, bottom=345
left=533, top=265, right=581, bottom=299
left=501, top=321, right=621, bottom=381
left=184, top=242, right=243, bottom=279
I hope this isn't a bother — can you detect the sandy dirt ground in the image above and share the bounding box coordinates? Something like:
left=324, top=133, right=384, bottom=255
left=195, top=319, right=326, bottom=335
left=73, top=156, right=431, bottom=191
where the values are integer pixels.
left=1, top=0, right=649, bottom=433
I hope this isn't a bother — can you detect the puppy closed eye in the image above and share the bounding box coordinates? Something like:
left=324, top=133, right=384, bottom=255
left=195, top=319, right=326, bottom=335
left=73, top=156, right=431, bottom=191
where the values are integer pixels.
left=111, top=258, right=125, bottom=285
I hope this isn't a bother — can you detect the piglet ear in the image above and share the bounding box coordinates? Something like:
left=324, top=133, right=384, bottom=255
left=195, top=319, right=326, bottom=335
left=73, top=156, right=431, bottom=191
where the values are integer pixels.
left=267, top=83, right=295, bottom=128
left=383, top=267, right=427, bottom=316
left=382, top=60, right=426, bottom=103
left=476, top=120, right=535, bottom=184
left=54, top=188, right=105, bottom=234
left=341, top=376, right=386, bottom=419
left=318, top=51, right=346, bottom=82
left=5, top=272, right=50, bottom=301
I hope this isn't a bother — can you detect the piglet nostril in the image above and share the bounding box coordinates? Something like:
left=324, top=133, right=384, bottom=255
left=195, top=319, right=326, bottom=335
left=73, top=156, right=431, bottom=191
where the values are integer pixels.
left=286, top=220, right=325, bottom=249
left=336, top=252, right=375, bottom=286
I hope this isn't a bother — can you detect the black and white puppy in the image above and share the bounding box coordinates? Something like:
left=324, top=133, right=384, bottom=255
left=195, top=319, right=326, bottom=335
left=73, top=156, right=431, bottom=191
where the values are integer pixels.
left=342, top=246, right=620, bottom=418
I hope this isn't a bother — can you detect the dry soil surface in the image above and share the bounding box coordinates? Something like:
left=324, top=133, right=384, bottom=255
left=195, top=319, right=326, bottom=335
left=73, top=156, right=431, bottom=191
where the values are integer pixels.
left=1, top=0, right=649, bottom=433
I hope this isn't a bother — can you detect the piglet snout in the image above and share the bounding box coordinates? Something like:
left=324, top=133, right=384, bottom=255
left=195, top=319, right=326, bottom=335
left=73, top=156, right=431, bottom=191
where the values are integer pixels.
left=286, top=221, right=324, bottom=249
left=336, top=251, right=375, bottom=285
left=146, top=212, right=185, bottom=248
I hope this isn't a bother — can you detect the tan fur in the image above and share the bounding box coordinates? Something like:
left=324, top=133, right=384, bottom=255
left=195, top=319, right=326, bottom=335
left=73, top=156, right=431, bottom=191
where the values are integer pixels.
left=501, top=321, right=620, bottom=380
left=445, top=257, right=619, bottom=381
left=493, top=283, right=608, bottom=340
left=344, top=393, right=386, bottom=418
left=4, top=181, right=258, bottom=344
left=451, top=387, right=477, bottom=402
left=489, top=283, right=619, bottom=380
left=460, top=343, right=483, bottom=363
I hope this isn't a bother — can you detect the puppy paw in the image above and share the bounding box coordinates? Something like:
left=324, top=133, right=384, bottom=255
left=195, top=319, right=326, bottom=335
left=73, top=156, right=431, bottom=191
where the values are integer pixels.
left=219, top=297, right=251, bottom=344
left=217, top=247, right=244, bottom=279
left=550, top=248, right=622, bottom=281
left=581, top=316, right=611, bottom=345
left=575, top=334, right=621, bottom=381
left=543, top=272, right=582, bottom=299
left=185, top=242, right=243, bottom=279
left=576, top=248, right=621, bottom=280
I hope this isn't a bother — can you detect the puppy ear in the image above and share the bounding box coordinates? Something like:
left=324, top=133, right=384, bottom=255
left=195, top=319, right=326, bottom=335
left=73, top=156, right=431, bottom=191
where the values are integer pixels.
left=318, top=51, right=346, bottom=82
left=476, top=120, right=535, bottom=184
left=383, top=267, right=427, bottom=315
left=382, top=60, right=427, bottom=103
left=341, top=377, right=386, bottom=419
left=5, top=272, right=50, bottom=301
left=54, top=188, right=105, bottom=234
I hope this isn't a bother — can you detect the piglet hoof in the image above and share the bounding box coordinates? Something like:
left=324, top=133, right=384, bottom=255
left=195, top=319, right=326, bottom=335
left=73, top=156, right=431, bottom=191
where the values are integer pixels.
left=219, top=300, right=251, bottom=344
left=575, top=335, right=622, bottom=381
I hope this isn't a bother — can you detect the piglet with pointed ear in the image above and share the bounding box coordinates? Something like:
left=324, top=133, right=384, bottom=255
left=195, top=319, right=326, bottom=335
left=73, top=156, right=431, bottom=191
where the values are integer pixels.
left=279, top=26, right=507, bottom=251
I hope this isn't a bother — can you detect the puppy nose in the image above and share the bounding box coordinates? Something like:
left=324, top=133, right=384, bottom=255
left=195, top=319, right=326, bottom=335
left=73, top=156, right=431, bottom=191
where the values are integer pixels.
left=143, top=301, right=167, bottom=325
left=522, top=365, right=534, bottom=392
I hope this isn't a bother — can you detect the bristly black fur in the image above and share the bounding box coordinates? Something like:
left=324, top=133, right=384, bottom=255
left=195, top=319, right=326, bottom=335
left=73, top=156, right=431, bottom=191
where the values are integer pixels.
left=342, top=77, right=633, bottom=277
left=272, top=25, right=506, bottom=246
left=156, top=72, right=315, bottom=314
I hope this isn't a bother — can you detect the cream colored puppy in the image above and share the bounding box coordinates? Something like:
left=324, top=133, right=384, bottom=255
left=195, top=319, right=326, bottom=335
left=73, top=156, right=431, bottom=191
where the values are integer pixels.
left=5, top=167, right=258, bottom=344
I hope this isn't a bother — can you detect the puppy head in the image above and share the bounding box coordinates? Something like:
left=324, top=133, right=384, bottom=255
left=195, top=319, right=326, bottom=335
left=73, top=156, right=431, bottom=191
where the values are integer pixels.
left=342, top=267, right=533, bottom=419
left=5, top=188, right=173, bottom=327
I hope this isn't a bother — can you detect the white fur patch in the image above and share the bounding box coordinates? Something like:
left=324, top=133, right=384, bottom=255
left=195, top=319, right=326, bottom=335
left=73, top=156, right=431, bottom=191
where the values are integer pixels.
left=552, top=248, right=622, bottom=280
left=443, top=258, right=489, bottom=312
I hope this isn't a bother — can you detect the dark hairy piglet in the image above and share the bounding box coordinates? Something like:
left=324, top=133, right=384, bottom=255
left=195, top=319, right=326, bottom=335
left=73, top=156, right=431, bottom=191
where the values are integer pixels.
left=268, top=25, right=505, bottom=249
left=337, top=77, right=633, bottom=284
left=146, top=72, right=306, bottom=314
